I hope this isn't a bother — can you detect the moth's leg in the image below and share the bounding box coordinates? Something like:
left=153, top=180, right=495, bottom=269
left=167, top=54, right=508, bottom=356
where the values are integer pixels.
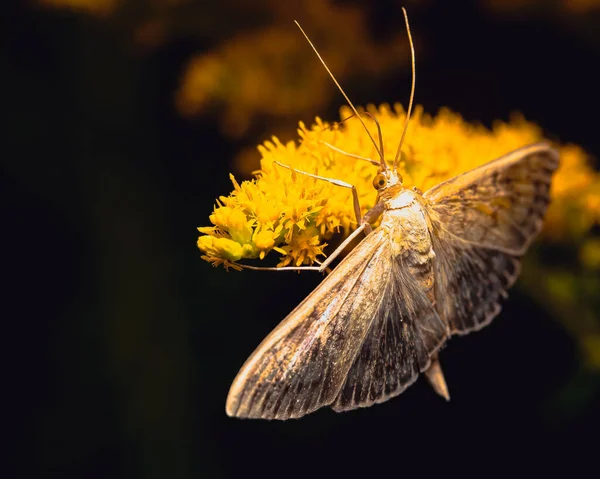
left=318, top=141, right=380, bottom=166
left=241, top=264, right=320, bottom=272
left=274, top=161, right=367, bottom=232
left=424, top=354, right=450, bottom=401
left=241, top=221, right=369, bottom=274
left=314, top=259, right=333, bottom=275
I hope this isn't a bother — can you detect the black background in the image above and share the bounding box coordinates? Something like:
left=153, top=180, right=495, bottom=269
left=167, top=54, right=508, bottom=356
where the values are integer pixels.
left=4, top=1, right=599, bottom=478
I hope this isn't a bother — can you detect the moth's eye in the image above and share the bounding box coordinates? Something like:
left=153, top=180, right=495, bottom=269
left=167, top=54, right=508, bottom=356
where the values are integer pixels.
left=372, top=174, right=387, bottom=190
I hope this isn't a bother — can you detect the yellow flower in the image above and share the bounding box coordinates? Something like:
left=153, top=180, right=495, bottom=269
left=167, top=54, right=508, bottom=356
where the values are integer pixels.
left=197, top=235, right=252, bottom=271
left=277, top=227, right=328, bottom=268
left=209, top=205, right=254, bottom=245
left=253, top=225, right=285, bottom=260
left=197, top=103, right=598, bottom=270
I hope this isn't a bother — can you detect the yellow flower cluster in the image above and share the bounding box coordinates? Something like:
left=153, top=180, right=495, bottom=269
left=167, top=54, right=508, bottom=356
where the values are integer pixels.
left=198, top=103, right=600, bottom=270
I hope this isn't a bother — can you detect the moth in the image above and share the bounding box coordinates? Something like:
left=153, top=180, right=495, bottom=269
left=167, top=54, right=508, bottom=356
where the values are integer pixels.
left=225, top=9, right=560, bottom=420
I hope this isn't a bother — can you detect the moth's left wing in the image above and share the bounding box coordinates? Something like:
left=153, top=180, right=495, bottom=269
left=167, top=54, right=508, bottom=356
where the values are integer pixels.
left=423, top=142, right=559, bottom=334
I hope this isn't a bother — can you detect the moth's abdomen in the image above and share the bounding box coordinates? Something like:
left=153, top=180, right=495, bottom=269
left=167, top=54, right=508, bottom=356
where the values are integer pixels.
left=404, top=249, right=436, bottom=303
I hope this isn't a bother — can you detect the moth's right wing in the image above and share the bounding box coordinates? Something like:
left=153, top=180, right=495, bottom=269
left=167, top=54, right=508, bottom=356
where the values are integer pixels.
left=423, top=142, right=559, bottom=334
left=424, top=142, right=559, bottom=255
left=226, top=228, right=447, bottom=420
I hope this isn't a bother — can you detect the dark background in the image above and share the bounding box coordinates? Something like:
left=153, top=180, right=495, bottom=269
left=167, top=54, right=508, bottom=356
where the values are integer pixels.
left=4, top=1, right=599, bottom=478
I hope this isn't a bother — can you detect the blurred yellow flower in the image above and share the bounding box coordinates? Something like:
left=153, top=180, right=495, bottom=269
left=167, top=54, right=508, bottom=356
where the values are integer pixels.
left=544, top=144, right=600, bottom=241
left=38, top=0, right=119, bottom=16
left=197, top=103, right=599, bottom=270
left=175, top=0, right=409, bottom=138
left=565, top=0, right=600, bottom=13
left=484, top=0, right=600, bottom=14
left=580, top=238, right=600, bottom=270
left=583, top=334, right=600, bottom=369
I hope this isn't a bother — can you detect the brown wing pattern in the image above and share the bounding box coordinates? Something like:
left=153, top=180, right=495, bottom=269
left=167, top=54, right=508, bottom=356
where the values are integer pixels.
left=430, top=237, right=521, bottom=334
left=226, top=228, right=448, bottom=420
left=226, top=228, right=392, bottom=420
left=425, top=142, right=560, bottom=255
left=333, top=255, right=447, bottom=411
left=424, top=142, right=559, bottom=334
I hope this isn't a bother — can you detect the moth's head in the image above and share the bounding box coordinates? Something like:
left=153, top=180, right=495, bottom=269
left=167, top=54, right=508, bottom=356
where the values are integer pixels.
left=372, top=165, right=403, bottom=194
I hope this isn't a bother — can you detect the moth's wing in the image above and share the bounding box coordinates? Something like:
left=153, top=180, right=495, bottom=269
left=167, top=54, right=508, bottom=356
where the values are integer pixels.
left=333, top=255, right=448, bottom=411
left=226, top=228, right=391, bottom=420
left=429, top=236, right=522, bottom=334
left=226, top=228, right=447, bottom=420
left=423, top=142, right=559, bottom=334
left=424, top=142, right=559, bottom=255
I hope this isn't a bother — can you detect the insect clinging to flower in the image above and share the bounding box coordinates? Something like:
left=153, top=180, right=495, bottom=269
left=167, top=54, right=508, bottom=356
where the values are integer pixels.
left=214, top=8, right=560, bottom=420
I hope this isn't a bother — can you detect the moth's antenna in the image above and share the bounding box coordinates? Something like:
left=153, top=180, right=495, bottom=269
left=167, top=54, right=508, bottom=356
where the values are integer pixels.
left=393, top=7, right=416, bottom=170
left=324, top=112, right=384, bottom=161
left=363, top=112, right=385, bottom=162
left=294, top=20, right=386, bottom=170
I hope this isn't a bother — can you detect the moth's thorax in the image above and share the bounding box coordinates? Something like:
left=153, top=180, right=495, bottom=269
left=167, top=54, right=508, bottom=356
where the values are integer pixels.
left=381, top=197, right=430, bottom=253
left=382, top=187, right=415, bottom=210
